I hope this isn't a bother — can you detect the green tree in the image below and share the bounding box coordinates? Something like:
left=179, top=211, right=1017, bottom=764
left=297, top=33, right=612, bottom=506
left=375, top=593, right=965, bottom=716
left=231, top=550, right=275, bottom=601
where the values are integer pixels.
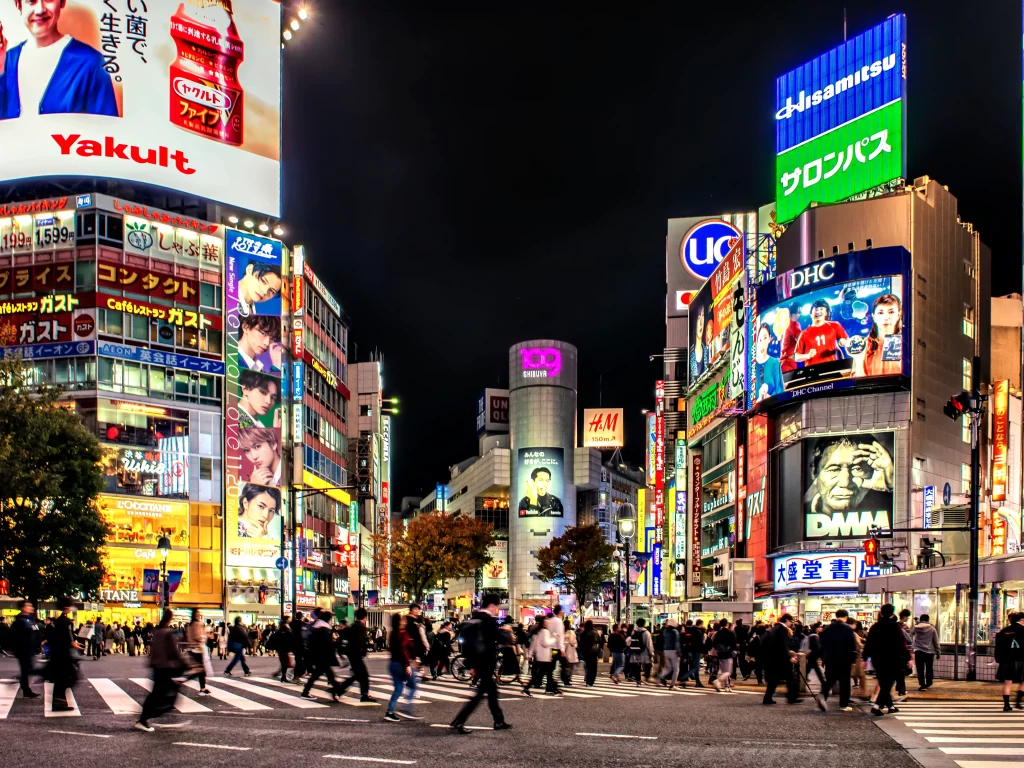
left=0, top=357, right=107, bottom=603
left=384, top=513, right=496, bottom=602
left=536, top=524, right=615, bottom=612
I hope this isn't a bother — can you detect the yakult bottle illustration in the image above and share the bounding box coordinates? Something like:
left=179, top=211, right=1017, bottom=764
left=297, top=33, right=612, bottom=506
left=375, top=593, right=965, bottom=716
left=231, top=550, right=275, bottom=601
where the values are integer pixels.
left=169, top=0, right=245, bottom=146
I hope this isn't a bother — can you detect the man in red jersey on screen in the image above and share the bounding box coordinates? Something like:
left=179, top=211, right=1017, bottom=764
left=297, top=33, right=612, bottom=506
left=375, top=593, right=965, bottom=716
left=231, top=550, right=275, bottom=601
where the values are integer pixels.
left=794, top=300, right=849, bottom=367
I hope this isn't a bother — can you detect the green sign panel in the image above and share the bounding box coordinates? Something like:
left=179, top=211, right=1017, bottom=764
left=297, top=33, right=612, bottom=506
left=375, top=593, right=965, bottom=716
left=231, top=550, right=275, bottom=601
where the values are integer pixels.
left=690, top=377, right=724, bottom=425
left=776, top=99, right=904, bottom=223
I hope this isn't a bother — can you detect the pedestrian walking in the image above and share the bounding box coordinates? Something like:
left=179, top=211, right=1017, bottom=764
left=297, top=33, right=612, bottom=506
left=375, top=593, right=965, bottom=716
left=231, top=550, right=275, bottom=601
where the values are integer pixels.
left=863, top=603, right=910, bottom=716
left=0, top=615, right=9, bottom=658
left=522, top=616, right=557, bottom=696
left=607, top=623, right=626, bottom=683
left=301, top=608, right=343, bottom=701
left=384, top=613, right=421, bottom=722
left=563, top=619, right=578, bottom=685
left=657, top=618, right=682, bottom=688
left=185, top=609, right=212, bottom=695
left=734, top=619, right=749, bottom=680
left=894, top=608, right=913, bottom=702
left=712, top=619, right=737, bottom=692
left=9, top=599, right=40, bottom=698
left=223, top=616, right=252, bottom=676
left=996, top=611, right=1024, bottom=712
left=579, top=620, right=599, bottom=687
left=547, top=606, right=570, bottom=686
left=761, top=614, right=799, bottom=705
left=911, top=614, right=941, bottom=691
left=269, top=615, right=295, bottom=682
left=92, top=618, right=104, bottom=660
left=136, top=609, right=190, bottom=732
left=746, top=625, right=765, bottom=684
left=336, top=608, right=374, bottom=702
left=678, top=619, right=706, bottom=688
left=449, top=594, right=511, bottom=734
left=428, top=621, right=454, bottom=679
left=46, top=597, right=81, bottom=712
left=820, top=609, right=857, bottom=711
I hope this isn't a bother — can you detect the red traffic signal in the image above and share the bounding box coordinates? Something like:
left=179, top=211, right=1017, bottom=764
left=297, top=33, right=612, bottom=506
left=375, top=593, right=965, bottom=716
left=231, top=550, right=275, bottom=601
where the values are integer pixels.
left=0, top=577, right=9, bottom=596
left=863, top=537, right=880, bottom=567
left=943, top=392, right=971, bottom=420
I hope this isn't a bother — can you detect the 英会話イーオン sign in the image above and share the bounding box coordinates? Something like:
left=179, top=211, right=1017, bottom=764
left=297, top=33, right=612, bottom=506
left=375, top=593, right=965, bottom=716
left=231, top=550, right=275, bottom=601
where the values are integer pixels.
left=775, top=14, right=907, bottom=223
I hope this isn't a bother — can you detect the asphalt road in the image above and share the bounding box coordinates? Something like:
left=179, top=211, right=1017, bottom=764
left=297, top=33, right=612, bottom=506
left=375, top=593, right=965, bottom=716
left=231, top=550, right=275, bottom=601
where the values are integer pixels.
left=0, top=653, right=922, bottom=768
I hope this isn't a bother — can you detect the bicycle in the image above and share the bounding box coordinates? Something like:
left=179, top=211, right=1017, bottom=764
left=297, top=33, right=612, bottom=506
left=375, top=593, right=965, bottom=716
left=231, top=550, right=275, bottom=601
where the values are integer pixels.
left=450, top=649, right=522, bottom=686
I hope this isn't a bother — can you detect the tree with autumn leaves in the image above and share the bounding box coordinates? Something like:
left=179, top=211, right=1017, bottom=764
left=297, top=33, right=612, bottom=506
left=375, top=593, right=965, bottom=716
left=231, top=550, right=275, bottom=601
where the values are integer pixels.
left=536, top=524, right=615, bottom=612
left=382, top=513, right=496, bottom=602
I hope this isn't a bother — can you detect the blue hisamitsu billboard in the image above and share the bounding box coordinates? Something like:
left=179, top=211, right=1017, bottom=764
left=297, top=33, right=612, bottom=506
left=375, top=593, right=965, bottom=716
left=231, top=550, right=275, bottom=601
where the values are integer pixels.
left=775, top=15, right=907, bottom=222
left=747, top=246, right=911, bottom=410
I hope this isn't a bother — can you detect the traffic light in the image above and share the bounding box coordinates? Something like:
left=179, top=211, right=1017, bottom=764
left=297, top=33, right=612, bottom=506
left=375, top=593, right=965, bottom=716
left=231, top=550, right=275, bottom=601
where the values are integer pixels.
left=863, top=537, right=880, bottom=567
left=0, top=577, right=9, bottom=596
left=258, top=584, right=267, bottom=604
left=943, top=391, right=972, bottom=420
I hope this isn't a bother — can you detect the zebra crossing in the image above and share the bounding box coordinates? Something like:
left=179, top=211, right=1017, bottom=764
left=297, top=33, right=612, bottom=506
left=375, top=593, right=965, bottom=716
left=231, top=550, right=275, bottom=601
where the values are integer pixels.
left=877, top=700, right=1024, bottom=768
left=0, top=672, right=729, bottom=720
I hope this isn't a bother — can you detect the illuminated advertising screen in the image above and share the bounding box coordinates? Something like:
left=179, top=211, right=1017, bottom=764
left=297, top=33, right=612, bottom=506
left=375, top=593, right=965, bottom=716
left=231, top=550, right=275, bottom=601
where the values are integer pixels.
left=992, top=380, right=1009, bottom=502
left=482, top=540, right=509, bottom=590
left=750, top=246, right=910, bottom=409
left=0, top=1, right=282, bottom=215
left=225, top=229, right=283, bottom=567
left=803, top=431, right=894, bottom=540
left=775, top=15, right=907, bottom=223
left=516, top=447, right=564, bottom=518
left=688, top=239, right=746, bottom=402
left=646, top=413, right=656, bottom=485
left=744, top=415, right=770, bottom=584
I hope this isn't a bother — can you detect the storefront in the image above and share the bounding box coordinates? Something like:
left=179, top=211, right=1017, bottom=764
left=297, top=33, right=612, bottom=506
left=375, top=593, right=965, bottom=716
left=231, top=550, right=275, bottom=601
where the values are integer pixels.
left=770, top=551, right=882, bottom=626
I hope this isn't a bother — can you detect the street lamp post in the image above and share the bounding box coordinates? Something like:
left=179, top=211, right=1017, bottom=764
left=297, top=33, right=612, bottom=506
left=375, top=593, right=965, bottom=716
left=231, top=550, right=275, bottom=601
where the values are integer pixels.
left=616, top=503, right=636, bottom=627
left=157, top=535, right=171, bottom=611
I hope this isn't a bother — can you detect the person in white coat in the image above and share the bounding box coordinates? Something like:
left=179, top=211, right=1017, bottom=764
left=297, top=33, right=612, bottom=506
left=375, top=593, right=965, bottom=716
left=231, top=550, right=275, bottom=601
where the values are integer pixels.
left=523, top=619, right=558, bottom=696
left=563, top=619, right=578, bottom=686
left=547, top=606, right=570, bottom=686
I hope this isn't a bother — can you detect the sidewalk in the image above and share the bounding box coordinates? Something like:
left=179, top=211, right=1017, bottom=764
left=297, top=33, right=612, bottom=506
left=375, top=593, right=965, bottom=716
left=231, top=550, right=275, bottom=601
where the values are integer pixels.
left=730, top=673, right=1002, bottom=701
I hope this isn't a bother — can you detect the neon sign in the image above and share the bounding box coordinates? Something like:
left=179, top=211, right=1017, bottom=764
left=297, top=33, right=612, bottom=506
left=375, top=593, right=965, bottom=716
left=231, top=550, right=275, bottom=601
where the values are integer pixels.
left=521, top=347, right=562, bottom=378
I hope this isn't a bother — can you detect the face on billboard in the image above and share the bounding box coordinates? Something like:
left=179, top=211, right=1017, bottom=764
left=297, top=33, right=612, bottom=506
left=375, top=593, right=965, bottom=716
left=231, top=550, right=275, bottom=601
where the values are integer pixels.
left=804, top=432, right=894, bottom=539
left=516, top=448, right=564, bottom=518
left=775, top=15, right=907, bottom=223
left=749, top=247, right=909, bottom=408
left=0, top=1, right=282, bottom=215
left=237, top=482, right=281, bottom=540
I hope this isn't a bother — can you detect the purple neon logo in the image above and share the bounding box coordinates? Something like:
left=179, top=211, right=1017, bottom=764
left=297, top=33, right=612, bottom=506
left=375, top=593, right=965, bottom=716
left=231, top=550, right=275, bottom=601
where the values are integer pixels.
left=521, top=347, right=562, bottom=378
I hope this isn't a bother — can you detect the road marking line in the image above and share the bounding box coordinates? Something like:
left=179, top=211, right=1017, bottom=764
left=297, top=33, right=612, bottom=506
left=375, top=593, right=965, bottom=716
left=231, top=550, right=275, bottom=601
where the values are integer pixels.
left=323, top=756, right=416, bottom=764
left=926, top=738, right=1024, bottom=744
left=47, top=730, right=111, bottom=738
left=173, top=742, right=251, bottom=751
left=182, top=680, right=270, bottom=711
left=306, top=716, right=370, bottom=723
left=915, top=729, right=1024, bottom=734
left=575, top=732, right=657, bottom=740
left=129, top=678, right=212, bottom=713
left=213, top=676, right=329, bottom=709
left=44, top=684, right=79, bottom=717
left=940, top=748, right=1024, bottom=755
left=954, top=761, right=1024, bottom=768
left=365, top=677, right=468, bottom=702
left=0, top=682, right=18, bottom=719
left=90, top=678, right=142, bottom=714
left=429, top=723, right=490, bottom=730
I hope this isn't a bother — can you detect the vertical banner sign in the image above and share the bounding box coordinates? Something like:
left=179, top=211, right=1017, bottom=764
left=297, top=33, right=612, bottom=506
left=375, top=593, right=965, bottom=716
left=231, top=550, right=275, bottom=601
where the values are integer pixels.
left=923, top=486, right=935, bottom=529
left=379, top=478, right=391, bottom=590
left=992, top=380, right=1010, bottom=502
left=775, top=15, right=908, bottom=223
left=654, top=380, right=666, bottom=586
left=381, top=415, right=391, bottom=595
left=691, top=454, right=703, bottom=585
left=224, top=229, right=284, bottom=569
left=646, top=413, right=657, bottom=486
left=736, top=444, right=746, bottom=544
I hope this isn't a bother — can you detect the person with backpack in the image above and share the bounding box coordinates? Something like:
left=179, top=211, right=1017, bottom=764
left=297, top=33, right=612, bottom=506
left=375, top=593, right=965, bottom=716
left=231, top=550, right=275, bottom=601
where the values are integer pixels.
left=300, top=608, right=343, bottom=701
left=678, top=619, right=705, bottom=688
left=712, top=619, right=737, bottom=692
left=656, top=619, right=681, bottom=689
left=428, top=621, right=454, bottom=679
left=336, top=608, right=374, bottom=702
left=820, top=609, right=857, bottom=711
left=607, top=623, right=626, bottom=683
left=523, top=615, right=557, bottom=696
left=996, top=611, right=1024, bottom=712
left=631, top=619, right=654, bottom=686
left=449, top=594, right=511, bottom=733
left=269, top=616, right=294, bottom=682
left=223, top=616, right=252, bottom=676
left=862, top=604, right=910, bottom=716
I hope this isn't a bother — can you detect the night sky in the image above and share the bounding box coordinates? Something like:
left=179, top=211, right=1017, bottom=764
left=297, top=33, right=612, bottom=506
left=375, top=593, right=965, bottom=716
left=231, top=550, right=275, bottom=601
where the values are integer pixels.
left=280, top=1, right=1021, bottom=503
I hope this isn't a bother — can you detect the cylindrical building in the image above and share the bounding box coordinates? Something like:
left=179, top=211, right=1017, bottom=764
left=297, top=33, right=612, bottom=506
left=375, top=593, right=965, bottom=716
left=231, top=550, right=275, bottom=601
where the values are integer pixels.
left=508, top=340, right=577, bottom=616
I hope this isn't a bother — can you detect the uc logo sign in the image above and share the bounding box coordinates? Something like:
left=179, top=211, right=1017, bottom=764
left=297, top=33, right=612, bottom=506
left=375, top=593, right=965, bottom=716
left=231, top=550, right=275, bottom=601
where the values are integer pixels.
left=680, top=220, right=742, bottom=281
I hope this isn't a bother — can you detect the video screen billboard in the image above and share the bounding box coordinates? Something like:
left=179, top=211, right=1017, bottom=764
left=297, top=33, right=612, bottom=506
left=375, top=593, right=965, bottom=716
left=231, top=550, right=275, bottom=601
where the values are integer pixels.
left=0, top=1, right=282, bottom=215
left=225, top=229, right=283, bottom=567
left=749, top=246, right=910, bottom=409
left=516, top=447, right=564, bottom=518
left=804, top=431, right=894, bottom=540
left=775, top=15, right=907, bottom=223
left=688, top=235, right=746, bottom=400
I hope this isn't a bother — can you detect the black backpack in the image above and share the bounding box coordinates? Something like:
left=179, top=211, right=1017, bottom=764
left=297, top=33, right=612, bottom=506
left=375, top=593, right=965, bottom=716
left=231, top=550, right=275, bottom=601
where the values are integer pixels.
left=458, top=618, right=487, bottom=664
left=628, top=632, right=644, bottom=654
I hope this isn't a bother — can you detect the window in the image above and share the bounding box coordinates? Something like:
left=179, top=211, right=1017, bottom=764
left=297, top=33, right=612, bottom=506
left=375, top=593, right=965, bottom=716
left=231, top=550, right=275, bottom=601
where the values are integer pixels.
left=200, top=457, right=212, bottom=480
left=962, top=358, right=972, bottom=391
left=130, top=314, right=149, bottom=341
left=75, top=260, right=96, bottom=292
left=199, top=282, right=221, bottom=309
left=961, top=463, right=971, bottom=495
left=360, top=404, right=372, bottom=417
left=962, top=414, right=970, bottom=444
left=962, top=305, right=975, bottom=339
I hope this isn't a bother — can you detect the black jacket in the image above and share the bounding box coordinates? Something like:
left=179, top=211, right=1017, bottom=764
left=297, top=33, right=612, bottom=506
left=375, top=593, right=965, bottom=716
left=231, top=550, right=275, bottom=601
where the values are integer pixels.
left=686, top=625, right=705, bottom=652
left=228, top=624, right=251, bottom=650
left=579, top=628, right=599, bottom=658
left=9, top=613, right=38, bottom=657
left=607, top=632, right=625, bottom=653
left=820, top=619, right=856, bottom=668
left=862, top=616, right=910, bottom=675
left=292, top=618, right=307, bottom=655
left=307, top=619, right=337, bottom=667
left=467, top=610, right=500, bottom=672
left=761, top=623, right=794, bottom=672
left=272, top=625, right=295, bottom=654
left=713, top=627, right=737, bottom=657
left=345, top=622, right=369, bottom=658
left=995, top=622, right=1024, bottom=664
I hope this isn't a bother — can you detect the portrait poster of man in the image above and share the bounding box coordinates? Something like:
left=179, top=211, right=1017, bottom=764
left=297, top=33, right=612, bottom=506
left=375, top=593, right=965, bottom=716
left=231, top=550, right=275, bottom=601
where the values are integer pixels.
left=803, top=432, right=895, bottom=540
left=517, top=447, right=565, bottom=518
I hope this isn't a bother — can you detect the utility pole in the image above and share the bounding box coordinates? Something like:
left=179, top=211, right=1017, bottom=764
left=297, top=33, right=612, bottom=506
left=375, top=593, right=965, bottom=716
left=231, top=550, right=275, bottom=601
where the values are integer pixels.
left=967, top=355, right=982, bottom=681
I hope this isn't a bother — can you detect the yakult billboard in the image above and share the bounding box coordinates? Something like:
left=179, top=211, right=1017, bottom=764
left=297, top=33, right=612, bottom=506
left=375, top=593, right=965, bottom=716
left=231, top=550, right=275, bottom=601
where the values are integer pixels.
left=0, top=0, right=281, bottom=215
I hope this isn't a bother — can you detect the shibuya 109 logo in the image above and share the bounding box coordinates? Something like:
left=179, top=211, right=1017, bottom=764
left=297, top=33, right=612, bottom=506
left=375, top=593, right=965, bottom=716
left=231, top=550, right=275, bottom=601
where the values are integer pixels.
left=521, top=347, right=561, bottom=378
left=680, top=220, right=742, bottom=281
left=125, top=220, right=154, bottom=251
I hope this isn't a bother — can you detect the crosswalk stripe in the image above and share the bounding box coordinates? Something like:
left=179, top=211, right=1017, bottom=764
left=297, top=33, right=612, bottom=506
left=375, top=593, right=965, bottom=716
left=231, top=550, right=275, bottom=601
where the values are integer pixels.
left=43, top=683, right=79, bottom=717
left=941, top=749, right=1024, bottom=756
left=955, top=761, right=1024, bottom=768
left=903, top=720, right=1024, bottom=726
left=212, top=677, right=329, bottom=709
left=255, top=677, right=380, bottom=707
left=0, top=682, right=18, bottom=719
left=129, top=678, right=212, bottom=713
left=418, top=678, right=530, bottom=698
left=364, top=678, right=470, bottom=703
left=927, top=738, right=1024, bottom=745
left=916, top=730, right=1024, bottom=735
left=89, top=679, right=142, bottom=714
left=182, top=680, right=270, bottom=711
left=586, top=682, right=671, bottom=698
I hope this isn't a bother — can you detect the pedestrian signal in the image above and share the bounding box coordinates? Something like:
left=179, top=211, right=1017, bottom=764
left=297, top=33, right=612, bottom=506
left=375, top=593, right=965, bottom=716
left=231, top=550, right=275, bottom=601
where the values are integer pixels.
left=863, top=537, right=880, bottom=567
